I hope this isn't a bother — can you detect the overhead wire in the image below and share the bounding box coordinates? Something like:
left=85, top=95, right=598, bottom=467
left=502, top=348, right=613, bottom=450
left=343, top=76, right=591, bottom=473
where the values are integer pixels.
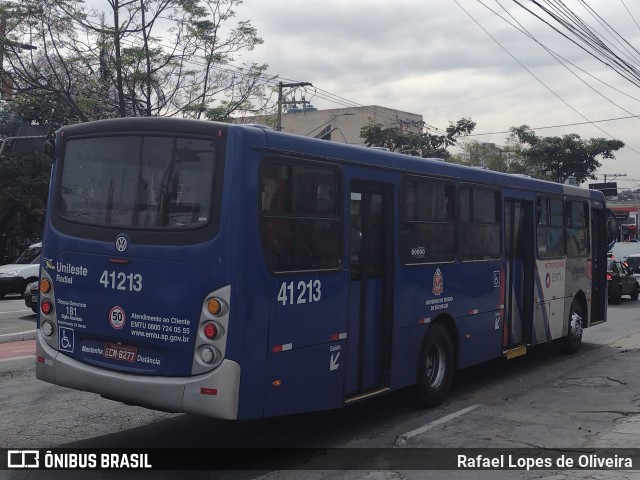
left=514, top=0, right=640, bottom=87
left=119, top=35, right=434, bottom=128
left=83, top=4, right=640, bottom=150
left=620, top=0, right=640, bottom=34
left=481, top=0, right=640, bottom=154
left=455, top=0, right=627, bottom=145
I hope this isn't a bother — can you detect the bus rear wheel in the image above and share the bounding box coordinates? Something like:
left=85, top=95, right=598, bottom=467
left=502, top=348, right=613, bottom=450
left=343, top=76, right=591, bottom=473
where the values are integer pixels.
left=417, top=323, right=454, bottom=408
left=563, top=299, right=583, bottom=354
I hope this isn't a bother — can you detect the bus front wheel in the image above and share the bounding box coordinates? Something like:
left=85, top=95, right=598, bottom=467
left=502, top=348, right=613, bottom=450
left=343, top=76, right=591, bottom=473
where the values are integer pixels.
left=417, top=323, right=454, bottom=408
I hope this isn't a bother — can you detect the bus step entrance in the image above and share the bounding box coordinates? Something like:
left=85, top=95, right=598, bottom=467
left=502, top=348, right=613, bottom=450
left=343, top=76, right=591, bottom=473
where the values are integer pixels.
left=503, top=345, right=527, bottom=360
left=345, top=387, right=390, bottom=405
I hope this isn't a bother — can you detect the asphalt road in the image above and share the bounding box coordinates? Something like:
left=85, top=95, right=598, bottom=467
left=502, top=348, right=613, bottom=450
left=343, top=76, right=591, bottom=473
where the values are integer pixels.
left=1, top=297, right=640, bottom=479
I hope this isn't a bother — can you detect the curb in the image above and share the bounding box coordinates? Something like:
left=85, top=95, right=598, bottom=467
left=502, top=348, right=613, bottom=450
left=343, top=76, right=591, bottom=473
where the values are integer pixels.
left=0, top=330, right=37, bottom=345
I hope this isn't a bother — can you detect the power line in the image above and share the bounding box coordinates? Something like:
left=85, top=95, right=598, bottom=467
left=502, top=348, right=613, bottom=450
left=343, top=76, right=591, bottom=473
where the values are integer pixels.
left=468, top=113, right=640, bottom=136
left=454, top=0, right=622, bottom=143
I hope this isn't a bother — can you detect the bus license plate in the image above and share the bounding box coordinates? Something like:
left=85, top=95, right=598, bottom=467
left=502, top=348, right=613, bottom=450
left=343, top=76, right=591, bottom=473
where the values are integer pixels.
left=104, top=343, right=137, bottom=363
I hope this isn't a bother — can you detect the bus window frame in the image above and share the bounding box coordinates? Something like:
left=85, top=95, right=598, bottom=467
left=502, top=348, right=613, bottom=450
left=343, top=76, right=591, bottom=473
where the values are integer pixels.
left=259, top=156, right=344, bottom=275
left=458, top=183, right=503, bottom=262
left=536, top=195, right=565, bottom=259
left=565, top=199, right=590, bottom=258
left=51, top=130, right=226, bottom=246
left=399, top=175, right=456, bottom=265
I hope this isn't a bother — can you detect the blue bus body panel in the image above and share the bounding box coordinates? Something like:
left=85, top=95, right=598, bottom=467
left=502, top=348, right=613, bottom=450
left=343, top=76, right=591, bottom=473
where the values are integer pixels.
left=264, top=340, right=347, bottom=417
left=40, top=236, right=228, bottom=377
left=392, top=261, right=504, bottom=378
left=36, top=120, right=608, bottom=419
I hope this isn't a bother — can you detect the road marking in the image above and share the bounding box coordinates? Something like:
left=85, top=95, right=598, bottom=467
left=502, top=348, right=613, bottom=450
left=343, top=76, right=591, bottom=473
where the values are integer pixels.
left=0, top=340, right=36, bottom=360
left=0, top=355, right=34, bottom=363
left=0, top=309, right=33, bottom=315
left=395, top=404, right=480, bottom=446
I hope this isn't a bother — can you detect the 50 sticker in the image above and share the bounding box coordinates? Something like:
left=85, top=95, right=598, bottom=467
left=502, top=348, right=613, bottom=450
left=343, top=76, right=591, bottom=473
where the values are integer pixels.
left=277, top=280, right=322, bottom=306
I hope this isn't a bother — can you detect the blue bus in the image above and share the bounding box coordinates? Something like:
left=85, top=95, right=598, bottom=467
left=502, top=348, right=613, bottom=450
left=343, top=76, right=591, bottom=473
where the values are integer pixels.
left=36, top=118, right=608, bottom=419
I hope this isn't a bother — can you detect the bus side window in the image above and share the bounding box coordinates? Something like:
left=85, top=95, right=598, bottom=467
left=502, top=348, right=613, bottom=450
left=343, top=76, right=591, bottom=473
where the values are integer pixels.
left=566, top=200, right=589, bottom=257
left=260, top=160, right=342, bottom=273
left=537, top=197, right=564, bottom=258
left=459, top=187, right=501, bottom=261
left=400, top=178, right=455, bottom=264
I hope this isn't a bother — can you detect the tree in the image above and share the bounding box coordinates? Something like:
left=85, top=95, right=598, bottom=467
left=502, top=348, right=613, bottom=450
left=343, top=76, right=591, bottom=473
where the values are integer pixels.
left=450, top=140, right=508, bottom=171
left=0, top=106, right=50, bottom=261
left=0, top=0, right=273, bottom=121
left=360, top=118, right=476, bottom=159
left=508, top=125, right=625, bottom=184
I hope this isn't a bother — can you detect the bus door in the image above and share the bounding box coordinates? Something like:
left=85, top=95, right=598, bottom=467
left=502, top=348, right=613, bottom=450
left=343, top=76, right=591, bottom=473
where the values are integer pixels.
left=590, top=207, right=608, bottom=324
left=504, top=199, right=534, bottom=348
left=345, top=182, right=393, bottom=400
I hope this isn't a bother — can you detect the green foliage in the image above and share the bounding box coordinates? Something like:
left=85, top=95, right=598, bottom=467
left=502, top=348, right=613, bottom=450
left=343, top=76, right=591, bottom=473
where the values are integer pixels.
left=508, top=125, right=625, bottom=183
left=8, top=91, right=82, bottom=130
left=360, top=118, right=476, bottom=159
left=450, top=140, right=508, bottom=171
left=0, top=99, right=55, bottom=254
left=2, top=0, right=271, bottom=120
left=0, top=151, right=50, bottom=242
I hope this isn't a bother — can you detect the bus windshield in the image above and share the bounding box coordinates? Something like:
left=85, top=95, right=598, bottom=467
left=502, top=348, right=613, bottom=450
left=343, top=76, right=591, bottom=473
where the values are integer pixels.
left=58, top=135, right=217, bottom=229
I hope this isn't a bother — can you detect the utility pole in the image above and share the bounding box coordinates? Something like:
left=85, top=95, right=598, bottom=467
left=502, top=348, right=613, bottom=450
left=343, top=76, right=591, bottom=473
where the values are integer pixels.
left=601, top=173, right=627, bottom=183
left=276, top=81, right=312, bottom=131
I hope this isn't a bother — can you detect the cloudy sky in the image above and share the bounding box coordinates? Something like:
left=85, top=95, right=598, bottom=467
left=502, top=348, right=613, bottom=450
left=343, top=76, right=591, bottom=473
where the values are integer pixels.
left=234, top=0, right=640, bottom=189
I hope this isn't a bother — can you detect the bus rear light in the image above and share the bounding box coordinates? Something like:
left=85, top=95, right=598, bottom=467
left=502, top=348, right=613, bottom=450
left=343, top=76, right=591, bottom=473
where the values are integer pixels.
left=41, top=321, right=55, bottom=337
left=607, top=273, right=612, bottom=281
left=207, top=298, right=222, bottom=316
left=193, top=285, right=230, bottom=376
left=200, top=346, right=221, bottom=364
left=41, top=300, right=54, bottom=315
left=204, top=322, right=222, bottom=340
left=39, top=278, right=52, bottom=294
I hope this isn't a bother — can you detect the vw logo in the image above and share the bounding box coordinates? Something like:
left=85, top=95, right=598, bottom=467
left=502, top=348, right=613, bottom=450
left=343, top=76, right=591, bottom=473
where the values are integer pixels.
left=115, top=235, right=128, bottom=252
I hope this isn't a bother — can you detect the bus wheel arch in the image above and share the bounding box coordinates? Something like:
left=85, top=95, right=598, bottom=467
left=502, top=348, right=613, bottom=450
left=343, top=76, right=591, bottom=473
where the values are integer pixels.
left=416, top=316, right=457, bottom=408
left=563, top=294, right=587, bottom=354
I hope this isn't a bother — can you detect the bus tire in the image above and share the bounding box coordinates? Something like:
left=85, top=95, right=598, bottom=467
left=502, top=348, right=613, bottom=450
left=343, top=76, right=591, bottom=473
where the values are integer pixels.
left=417, top=323, right=454, bottom=408
left=563, top=299, right=583, bottom=354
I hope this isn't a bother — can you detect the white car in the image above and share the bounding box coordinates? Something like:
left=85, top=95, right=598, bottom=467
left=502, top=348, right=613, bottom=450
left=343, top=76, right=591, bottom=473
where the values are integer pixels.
left=0, top=242, right=41, bottom=299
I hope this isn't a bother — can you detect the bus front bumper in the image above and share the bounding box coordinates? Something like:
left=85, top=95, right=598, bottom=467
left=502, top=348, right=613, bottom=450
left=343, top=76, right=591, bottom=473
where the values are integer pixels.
left=35, top=330, right=241, bottom=420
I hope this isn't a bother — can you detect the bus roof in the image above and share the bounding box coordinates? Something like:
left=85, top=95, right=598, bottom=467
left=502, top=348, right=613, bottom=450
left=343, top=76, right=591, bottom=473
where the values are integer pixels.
left=57, top=117, right=604, bottom=202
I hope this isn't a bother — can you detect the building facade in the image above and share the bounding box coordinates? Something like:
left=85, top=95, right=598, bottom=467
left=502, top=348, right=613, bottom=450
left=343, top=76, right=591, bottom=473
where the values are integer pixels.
left=234, top=105, right=423, bottom=145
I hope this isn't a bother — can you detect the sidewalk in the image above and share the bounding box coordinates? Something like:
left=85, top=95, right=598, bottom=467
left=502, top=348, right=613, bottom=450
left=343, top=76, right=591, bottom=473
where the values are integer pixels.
left=257, top=332, right=640, bottom=479
left=0, top=298, right=37, bottom=344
